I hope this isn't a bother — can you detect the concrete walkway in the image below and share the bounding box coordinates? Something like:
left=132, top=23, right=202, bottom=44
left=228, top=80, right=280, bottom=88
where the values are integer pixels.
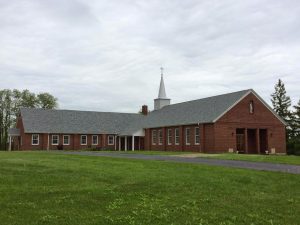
left=53, top=151, right=300, bottom=174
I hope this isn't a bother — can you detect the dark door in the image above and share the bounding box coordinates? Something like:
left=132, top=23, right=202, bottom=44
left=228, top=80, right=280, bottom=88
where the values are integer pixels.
left=259, top=129, right=268, bottom=153
left=236, top=129, right=245, bottom=152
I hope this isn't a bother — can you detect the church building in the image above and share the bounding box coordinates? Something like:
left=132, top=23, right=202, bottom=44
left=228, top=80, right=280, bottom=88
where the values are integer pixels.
left=9, top=71, right=286, bottom=154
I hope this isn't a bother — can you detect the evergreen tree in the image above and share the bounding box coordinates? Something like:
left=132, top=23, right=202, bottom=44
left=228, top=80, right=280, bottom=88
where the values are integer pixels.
left=271, top=79, right=293, bottom=138
left=293, top=100, right=300, bottom=137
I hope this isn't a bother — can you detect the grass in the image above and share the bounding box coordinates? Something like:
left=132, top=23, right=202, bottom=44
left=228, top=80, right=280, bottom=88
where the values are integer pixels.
left=0, top=152, right=300, bottom=225
left=196, top=153, right=300, bottom=165
left=82, top=149, right=300, bottom=165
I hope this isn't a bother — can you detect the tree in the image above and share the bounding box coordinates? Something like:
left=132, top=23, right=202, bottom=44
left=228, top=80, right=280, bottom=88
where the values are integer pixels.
left=0, top=89, right=58, bottom=150
left=37, top=93, right=58, bottom=109
left=293, top=100, right=300, bottom=137
left=271, top=79, right=293, bottom=138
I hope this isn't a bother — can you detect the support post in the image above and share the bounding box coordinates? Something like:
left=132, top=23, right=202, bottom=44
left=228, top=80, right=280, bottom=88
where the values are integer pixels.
left=114, top=135, right=117, bottom=151
left=245, top=128, right=248, bottom=154
left=125, top=136, right=127, bottom=151
left=8, top=136, right=12, bottom=151
left=119, top=136, right=121, bottom=151
left=132, top=136, right=135, bottom=151
left=256, top=129, right=260, bottom=154
left=47, top=134, right=50, bottom=151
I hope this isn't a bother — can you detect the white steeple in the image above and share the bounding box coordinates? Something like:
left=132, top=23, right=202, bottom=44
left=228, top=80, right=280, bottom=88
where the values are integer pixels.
left=158, top=67, right=167, bottom=99
left=154, top=67, right=171, bottom=110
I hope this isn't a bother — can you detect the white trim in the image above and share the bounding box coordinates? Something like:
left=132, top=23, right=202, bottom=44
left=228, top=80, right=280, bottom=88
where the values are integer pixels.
left=63, top=135, right=70, bottom=145
left=212, top=89, right=287, bottom=125
left=152, top=130, right=157, bottom=145
left=80, top=135, right=87, bottom=145
left=167, top=128, right=172, bottom=145
left=251, top=90, right=287, bottom=125
left=185, top=128, right=190, bottom=145
left=52, top=135, right=59, bottom=145
left=175, top=128, right=179, bottom=145
left=195, top=127, right=200, bottom=145
left=92, top=135, right=98, bottom=145
left=158, top=129, right=163, bottom=145
left=212, top=90, right=251, bottom=123
left=32, top=134, right=39, bottom=145
left=108, top=135, right=114, bottom=145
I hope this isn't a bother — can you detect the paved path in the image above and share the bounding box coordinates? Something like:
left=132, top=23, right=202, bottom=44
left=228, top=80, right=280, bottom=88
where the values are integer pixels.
left=53, top=151, right=300, bottom=174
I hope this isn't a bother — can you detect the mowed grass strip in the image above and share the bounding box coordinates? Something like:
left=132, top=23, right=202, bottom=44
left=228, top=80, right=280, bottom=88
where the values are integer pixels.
left=196, top=153, right=300, bottom=165
left=0, top=152, right=299, bottom=225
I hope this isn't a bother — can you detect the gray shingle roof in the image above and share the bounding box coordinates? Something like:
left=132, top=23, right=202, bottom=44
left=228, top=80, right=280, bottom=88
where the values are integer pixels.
left=20, top=108, right=144, bottom=134
left=21, top=89, right=281, bottom=135
left=140, top=89, right=251, bottom=128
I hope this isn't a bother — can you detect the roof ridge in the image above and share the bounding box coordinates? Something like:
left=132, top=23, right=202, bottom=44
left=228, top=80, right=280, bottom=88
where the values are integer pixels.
left=155, top=89, right=252, bottom=110
left=20, top=107, right=142, bottom=116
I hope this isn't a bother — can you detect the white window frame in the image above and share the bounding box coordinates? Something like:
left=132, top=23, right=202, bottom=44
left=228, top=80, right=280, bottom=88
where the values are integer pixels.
left=52, top=135, right=59, bottom=145
left=167, top=129, right=172, bottom=145
left=92, top=135, right=98, bottom=145
left=63, top=135, right=70, bottom=145
left=32, top=134, right=39, bottom=145
left=195, top=127, right=200, bottom=145
left=185, top=128, right=190, bottom=145
left=108, top=135, right=114, bottom=145
left=152, top=130, right=157, bottom=145
left=158, top=129, right=163, bottom=145
left=81, top=135, right=87, bottom=145
left=175, top=128, right=179, bottom=145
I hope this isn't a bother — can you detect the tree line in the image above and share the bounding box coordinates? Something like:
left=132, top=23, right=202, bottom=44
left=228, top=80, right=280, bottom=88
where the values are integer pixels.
left=271, top=79, right=300, bottom=154
left=0, top=89, right=58, bottom=150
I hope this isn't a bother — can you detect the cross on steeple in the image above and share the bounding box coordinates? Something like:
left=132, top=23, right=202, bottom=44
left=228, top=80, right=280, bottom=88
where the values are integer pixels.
left=160, top=67, right=164, bottom=77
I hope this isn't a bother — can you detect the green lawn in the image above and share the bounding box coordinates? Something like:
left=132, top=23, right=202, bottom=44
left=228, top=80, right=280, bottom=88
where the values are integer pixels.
left=0, top=152, right=299, bottom=225
left=86, top=150, right=300, bottom=165
left=196, top=153, right=300, bottom=165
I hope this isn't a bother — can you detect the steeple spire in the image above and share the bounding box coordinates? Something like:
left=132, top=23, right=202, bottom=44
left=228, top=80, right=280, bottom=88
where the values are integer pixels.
left=158, top=67, right=167, bottom=99
left=154, top=67, right=171, bottom=110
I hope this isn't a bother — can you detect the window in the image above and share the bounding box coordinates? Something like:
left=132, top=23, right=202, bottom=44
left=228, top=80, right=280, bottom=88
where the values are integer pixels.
left=108, top=135, right=114, bottom=145
left=185, top=128, right=190, bottom=145
left=32, top=134, right=39, bottom=145
left=63, top=135, right=70, bottom=145
left=92, top=135, right=98, bottom=145
left=158, top=129, right=163, bottom=145
left=152, top=130, right=157, bottom=145
left=249, top=100, right=254, bottom=114
left=52, top=135, right=59, bottom=145
left=167, top=129, right=172, bottom=145
left=175, top=128, right=179, bottom=145
left=81, top=135, right=87, bottom=145
left=195, top=127, right=200, bottom=145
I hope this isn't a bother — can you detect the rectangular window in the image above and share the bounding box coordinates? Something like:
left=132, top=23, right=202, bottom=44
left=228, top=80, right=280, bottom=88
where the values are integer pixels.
left=32, top=134, right=39, bottom=145
left=185, top=128, right=190, bottom=145
left=92, top=135, right=98, bottom=145
left=152, top=130, right=157, bottom=145
left=195, top=127, right=200, bottom=145
left=52, top=135, right=59, bottom=145
left=81, top=135, right=87, bottom=145
left=158, top=129, right=163, bottom=145
left=167, top=129, right=172, bottom=145
left=63, top=135, right=70, bottom=145
left=108, top=135, right=114, bottom=145
left=175, top=128, right=179, bottom=145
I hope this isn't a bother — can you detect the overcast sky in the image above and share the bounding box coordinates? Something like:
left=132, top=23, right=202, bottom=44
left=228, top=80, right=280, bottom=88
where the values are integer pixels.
left=0, top=0, right=299, bottom=112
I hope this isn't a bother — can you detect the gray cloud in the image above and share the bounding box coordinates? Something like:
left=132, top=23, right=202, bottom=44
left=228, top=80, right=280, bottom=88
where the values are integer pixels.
left=0, top=0, right=299, bottom=112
